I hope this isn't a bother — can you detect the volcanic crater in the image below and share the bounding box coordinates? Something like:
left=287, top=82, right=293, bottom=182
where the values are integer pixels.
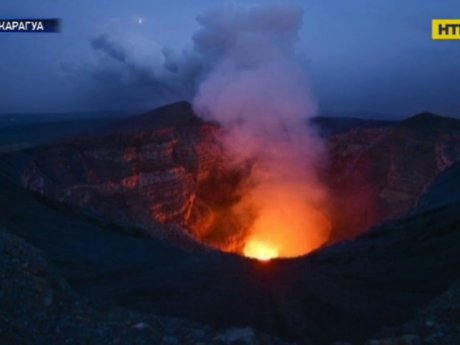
left=3, top=101, right=460, bottom=344
left=19, top=102, right=460, bottom=261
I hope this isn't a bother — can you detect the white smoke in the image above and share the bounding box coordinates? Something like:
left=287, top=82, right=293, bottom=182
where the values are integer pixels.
left=192, top=4, right=330, bottom=258
left=82, top=4, right=331, bottom=256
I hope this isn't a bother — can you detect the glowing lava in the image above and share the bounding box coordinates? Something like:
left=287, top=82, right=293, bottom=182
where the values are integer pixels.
left=241, top=194, right=332, bottom=260
left=243, top=240, right=279, bottom=261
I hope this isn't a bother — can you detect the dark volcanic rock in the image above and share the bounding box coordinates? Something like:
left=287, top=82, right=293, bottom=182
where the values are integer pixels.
left=0, top=227, right=293, bottom=345
left=20, top=102, right=253, bottom=252
left=367, top=281, right=460, bottom=345
left=2, top=148, right=460, bottom=344
left=323, top=112, right=460, bottom=241
left=18, top=103, right=460, bottom=249
left=310, top=116, right=397, bottom=137
left=21, top=102, right=226, bottom=249
left=416, top=160, right=460, bottom=212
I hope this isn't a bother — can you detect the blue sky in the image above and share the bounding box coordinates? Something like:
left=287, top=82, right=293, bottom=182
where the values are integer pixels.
left=0, top=0, right=459, bottom=117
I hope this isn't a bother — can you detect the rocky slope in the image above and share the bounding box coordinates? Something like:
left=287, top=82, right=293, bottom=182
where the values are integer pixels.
left=20, top=102, right=229, bottom=249
left=366, top=280, right=460, bottom=345
left=0, top=227, right=292, bottom=345
left=321, top=112, right=460, bottom=241
left=19, top=103, right=460, bottom=250
left=2, top=146, right=460, bottom=344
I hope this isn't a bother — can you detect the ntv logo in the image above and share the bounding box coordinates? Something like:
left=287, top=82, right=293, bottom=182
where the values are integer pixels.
left=432, top=19, right=460, bottom=40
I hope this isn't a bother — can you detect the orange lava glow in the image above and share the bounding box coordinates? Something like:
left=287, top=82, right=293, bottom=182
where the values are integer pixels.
left=243, top=240, right=279, bottom=261
left=241, top=191, right=332, bottom=260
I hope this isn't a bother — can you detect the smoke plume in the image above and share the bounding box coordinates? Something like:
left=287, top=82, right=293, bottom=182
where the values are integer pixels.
left=81, top=3, right=332, bottom=258
left=192, top=4, right=331, bottom=259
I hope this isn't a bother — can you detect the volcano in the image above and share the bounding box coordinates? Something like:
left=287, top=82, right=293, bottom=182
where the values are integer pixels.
left=1, top=102, right=460, bottom=344
left=17, top=102, right=460, bottom=256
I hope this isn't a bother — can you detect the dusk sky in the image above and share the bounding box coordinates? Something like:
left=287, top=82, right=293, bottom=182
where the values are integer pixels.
left=1, top=0, right=459, bottom=117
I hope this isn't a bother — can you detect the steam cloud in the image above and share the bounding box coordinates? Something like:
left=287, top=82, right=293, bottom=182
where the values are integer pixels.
left=84, top=4, right=331, bottom=257
left=192, top=4, right=331, bottom=258
left=89, top=33, right=201, bottom=100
